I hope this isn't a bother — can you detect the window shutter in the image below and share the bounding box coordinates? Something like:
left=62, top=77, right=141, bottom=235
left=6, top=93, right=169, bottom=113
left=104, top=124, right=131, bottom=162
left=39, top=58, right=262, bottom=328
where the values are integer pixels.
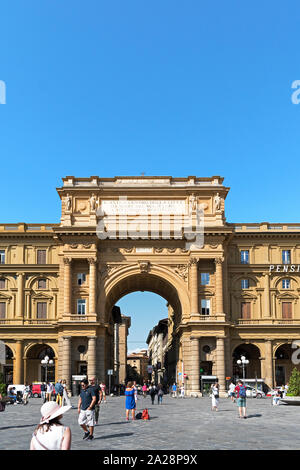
left=282, top=302, right=292, bottom=319
left=0, top=302, right=6, bottom=318
left=37, top=250, right=46, bottom=264
left=241, top=302, right=251, bottom=319
left=37, top=302, right=47, bottom=319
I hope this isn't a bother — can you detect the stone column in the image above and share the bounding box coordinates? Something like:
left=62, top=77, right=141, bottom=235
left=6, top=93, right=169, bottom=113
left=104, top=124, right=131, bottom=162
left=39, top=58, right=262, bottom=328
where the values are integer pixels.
left=264, top=340, right=274, bottom=389
left=190, top=337, right=200, bottom=393
left=215, top=258, right=224, bottom=315
left=14, top=340, right=24, bottom=384
left=87, top=336, right=97, bottom=379
left=216, top=337, right=226, bottom=395
left=88, top=258, right=97, bottom=316
left=63, top=258, right=72, bottom=316
left=62, top=336, right=71, bottom=390
left=189, top=258, right=199, bottom=318
left=16, top=272, right=25, bottom=319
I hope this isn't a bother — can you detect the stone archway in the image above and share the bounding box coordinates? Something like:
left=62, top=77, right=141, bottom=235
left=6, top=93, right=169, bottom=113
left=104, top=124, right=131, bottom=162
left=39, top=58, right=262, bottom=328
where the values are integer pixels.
left=232, top=343, right=262, bottom=380
left=103, top=264, right=190, bottom=323
left=102, top=265, right=189, bottom=384
left=274, top=343, right=300, bottom=386
left=25, top=343, right=56, bottom=383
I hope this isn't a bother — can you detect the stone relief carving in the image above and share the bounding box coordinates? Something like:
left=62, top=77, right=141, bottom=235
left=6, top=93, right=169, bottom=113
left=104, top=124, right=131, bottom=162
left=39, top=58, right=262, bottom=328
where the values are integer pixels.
left=138, top=261, right=150, bottom=273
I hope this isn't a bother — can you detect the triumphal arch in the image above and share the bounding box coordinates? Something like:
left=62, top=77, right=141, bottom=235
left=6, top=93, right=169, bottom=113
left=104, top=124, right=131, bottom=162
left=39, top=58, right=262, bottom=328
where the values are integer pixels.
left=1, top=175, right=300, bottom=395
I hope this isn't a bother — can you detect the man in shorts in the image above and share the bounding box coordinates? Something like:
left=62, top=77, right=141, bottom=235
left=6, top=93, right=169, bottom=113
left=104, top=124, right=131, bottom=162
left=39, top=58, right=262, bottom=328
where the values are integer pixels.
left=89, top=377, right=101, bottom=425
left=78, top=379, right=97, bottom=440
left=234, top=380, right=247, bottom=419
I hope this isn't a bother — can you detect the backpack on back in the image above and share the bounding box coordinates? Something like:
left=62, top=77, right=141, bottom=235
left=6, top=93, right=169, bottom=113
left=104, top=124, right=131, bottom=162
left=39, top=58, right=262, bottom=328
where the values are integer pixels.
left=239, top=385, right=246, bottom=398
left=142, top=408, right=150, bottom=420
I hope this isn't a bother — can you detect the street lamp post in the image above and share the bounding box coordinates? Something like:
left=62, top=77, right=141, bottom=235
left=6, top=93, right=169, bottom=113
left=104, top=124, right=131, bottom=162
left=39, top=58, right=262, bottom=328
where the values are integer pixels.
left=236, top=355, right=249, bottom=380
left=41, top=355, right=54, bottom=383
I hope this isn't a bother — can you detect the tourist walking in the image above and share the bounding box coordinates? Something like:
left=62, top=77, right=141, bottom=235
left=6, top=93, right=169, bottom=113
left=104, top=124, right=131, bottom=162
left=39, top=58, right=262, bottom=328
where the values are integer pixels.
left=142, top=383, right=147, bottom=397
left=180, top=384, right=185, bottom=398
left=77, top=379, right=97, bottom=441
left=133, top=381, right=138, bottom=403
left=234, top=380, right=247, bottom=419
left=41, top=382, right=47, bottom=403
left=55, top=380, right=64, bottom=406
left=62, top=380, right=72, bottom=407
left=228, top=381, right=236, bottom=402
left=125, top=382, right=136, bottom=421
left=89, top=377, right=101, bottom=425
left=100, top=381, right=107, bottom=404
left=23, top=383, right=30, bottom=405
left=149, top=384, right=157, bottom=405
left=211, top=382, right=220, bottom=411
left=46, top=382, right=53, bottom=401
left=30, top=401, right=72, bottom=450
left=157, top=384, right=164, bottom=404
left=172, top=383, right=177, bottom=398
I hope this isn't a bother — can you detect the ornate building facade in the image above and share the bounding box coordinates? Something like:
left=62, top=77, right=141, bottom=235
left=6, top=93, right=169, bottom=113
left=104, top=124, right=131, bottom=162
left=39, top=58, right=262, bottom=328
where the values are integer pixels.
left=0, top=175, right=300, bottom=395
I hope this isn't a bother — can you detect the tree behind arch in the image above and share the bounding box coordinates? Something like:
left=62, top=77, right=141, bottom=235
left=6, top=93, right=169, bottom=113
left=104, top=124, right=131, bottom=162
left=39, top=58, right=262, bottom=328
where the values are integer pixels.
left=287, top=368, right=300, bottom=396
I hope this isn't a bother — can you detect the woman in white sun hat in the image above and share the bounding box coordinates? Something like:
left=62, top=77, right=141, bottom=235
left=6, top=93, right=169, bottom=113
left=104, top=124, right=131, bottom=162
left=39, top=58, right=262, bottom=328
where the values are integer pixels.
left=30, top=401, right=72, bottom=450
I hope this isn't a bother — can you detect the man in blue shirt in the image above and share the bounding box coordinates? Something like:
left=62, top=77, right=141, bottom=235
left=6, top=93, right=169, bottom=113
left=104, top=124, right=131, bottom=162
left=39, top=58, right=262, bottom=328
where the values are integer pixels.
left=78, top=379, right=97, bottom=440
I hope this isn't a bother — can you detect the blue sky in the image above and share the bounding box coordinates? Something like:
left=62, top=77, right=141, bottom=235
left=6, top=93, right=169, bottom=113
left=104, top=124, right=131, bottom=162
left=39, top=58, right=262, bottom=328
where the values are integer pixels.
left=1, top=1, right=300, bottom=349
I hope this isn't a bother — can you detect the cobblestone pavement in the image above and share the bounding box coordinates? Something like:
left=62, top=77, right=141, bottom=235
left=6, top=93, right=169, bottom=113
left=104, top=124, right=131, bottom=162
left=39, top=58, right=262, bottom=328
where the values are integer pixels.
left=0, top=395, right=300, bottom=450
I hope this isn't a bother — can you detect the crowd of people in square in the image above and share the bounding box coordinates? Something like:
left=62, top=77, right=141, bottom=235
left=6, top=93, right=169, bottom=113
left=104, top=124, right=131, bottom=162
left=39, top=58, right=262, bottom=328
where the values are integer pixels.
left=0, top=376, right=289, bottom=450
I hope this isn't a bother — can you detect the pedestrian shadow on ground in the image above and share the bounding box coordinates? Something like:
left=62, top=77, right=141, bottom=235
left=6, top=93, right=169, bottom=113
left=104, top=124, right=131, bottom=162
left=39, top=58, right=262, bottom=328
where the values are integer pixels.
left=245, top=414, right=262, bottom=419
left=0, top=424, right=36, bottom=431
left=93, top=432, right=134, bottom=440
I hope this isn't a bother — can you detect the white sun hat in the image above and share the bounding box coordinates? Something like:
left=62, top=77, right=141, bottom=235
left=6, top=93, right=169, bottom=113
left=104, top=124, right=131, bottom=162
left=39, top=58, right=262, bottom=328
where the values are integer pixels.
left=40, top=401, right=71, bottom=424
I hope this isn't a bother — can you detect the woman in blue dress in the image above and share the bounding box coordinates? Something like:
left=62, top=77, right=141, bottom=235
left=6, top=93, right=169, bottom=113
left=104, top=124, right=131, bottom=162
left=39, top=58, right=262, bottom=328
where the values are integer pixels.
left=125, top=382, right=136, bottom=421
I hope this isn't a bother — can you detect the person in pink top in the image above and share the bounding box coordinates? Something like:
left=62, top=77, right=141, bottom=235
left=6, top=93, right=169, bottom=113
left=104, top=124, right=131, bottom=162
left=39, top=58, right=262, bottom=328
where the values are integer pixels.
left=142, top=383, right=147, bottom=398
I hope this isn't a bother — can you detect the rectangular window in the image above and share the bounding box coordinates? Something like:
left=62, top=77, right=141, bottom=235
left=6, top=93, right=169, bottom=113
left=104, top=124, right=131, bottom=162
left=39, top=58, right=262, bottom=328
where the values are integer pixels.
left=77, top=273, right=86, bottom=286
left=37, top=250, right=46, bottom=264
left=282, top=302, right=292, bottom=319
left=201, top=299, right=210, bottom=315
left=0, top=250, right=5, bottom=264
left=77, top=299, right=86, bottom=315
left=0, top=278, right=5, bottom=289
left=241, top=250, right=249, bottom=264
left=37, top=302, right=47, bottom=319
left=241, top=279, right=249, bottom=289
left=282, top=250, right=291, bottom=265
left=241, top=302, right=251, bottom=319
left=0, top=302, right=6, bottom=319
left=282, top=279, right=290, bottom=289
left=38, top=279, right=47, bottom=289
left=201, top=273, right=210, bottom=285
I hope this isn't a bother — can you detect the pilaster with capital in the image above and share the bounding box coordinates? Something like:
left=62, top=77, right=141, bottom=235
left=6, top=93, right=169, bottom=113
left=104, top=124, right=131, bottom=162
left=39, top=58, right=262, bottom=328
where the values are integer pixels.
left=88, top=258, right=97, bottom=315
left=189, top=258, right=199, bottom=318
left=16, top=272, right=25, bottom=319
left=63, top=257, right=72, bottom=315
left=263, top=273, right=271, bottom=317
left=215, top=257, right=224, bottom=315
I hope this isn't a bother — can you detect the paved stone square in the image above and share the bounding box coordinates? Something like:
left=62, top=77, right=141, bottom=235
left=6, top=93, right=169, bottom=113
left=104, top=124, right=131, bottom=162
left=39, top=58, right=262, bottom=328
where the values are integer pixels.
left=0, top=394, right=299, bottom=450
